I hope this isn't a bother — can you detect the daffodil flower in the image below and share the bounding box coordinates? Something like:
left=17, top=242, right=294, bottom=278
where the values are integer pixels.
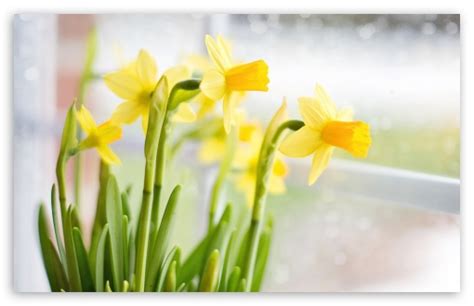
left=104, top=49, right=196, bottom=132
left=198, top=112, right=260, bottom=164
left=279, top=85, right=371, bottom=185
left=75, top=105, right=122, bottom=165
left=234, top=128, right=288, bottom=206
left=200, top=35, right=270, bottom=133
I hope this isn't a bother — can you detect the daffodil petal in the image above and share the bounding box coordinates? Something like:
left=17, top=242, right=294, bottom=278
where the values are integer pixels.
left=205, top=35, right=232, bottom=72
left=308, top=145, right=333, bottom=185
left=172, top=103, right=196, bottom=123
left=111, top=100, right=145, bottom=124
left=298, top=97, right=332, bottom=129
left=279, top=126, right=321, bottom=157
left=76, top=105, right=97, bottom=133
left=104, top=70, right=143, bottom=100
left=96, top=121, right=122, bottom=144
left=196, top=93, right=217, bottom=118
left=136, top=49, right=158, bottom=89
left=222, top=92, right=238, bottom=133
left=272, top=157, right=288, bottom=177
left=164, top=65, right=191, bottom=88
left=336, top=107, right=354, bottom=122
left=268, top=175, right=286, bottom=194
left=315, top=84, right=337, bottom=118
left=200, top=69, right=226, bottom=101
left=97, top=145, right=121, bottom=165
left=198, top=138, right=226, bottom=164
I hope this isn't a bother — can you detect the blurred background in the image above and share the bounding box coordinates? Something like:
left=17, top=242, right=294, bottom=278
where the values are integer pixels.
left=13, top=14, right=460, bottom=292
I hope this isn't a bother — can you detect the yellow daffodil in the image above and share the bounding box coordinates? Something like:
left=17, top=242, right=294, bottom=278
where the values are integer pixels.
left=76, top=105, right=122, bottom=165
left=279, top=85, right=371, bottom=185
left=234, top=128, right=288, bottom=206
left=198, top=112, right=260, bottom=164
left=200, top=35, right=270, bottom=133
left=104, top=49, right=195, bottom=132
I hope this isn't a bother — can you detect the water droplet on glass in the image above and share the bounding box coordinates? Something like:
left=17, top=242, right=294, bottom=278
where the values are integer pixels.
left=421, top=22, right=437, bottom=35
left=445, top=21, right=458, bottom=35
left=358, top=23, right=376, bottom=40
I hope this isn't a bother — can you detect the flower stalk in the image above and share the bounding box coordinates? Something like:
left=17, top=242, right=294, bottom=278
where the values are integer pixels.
left=242, top=116, right=304, bottom=291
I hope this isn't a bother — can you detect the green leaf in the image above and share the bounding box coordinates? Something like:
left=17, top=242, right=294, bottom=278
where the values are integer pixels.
left=50, top=185, right=66, bottom=267
left=94, top=224, right=109, bottom=292
left=89, top=161, right=110, bottom=271
left=105, top=280, right=112, bottom=292
left=145, top=185, right=182, bottom=291
left=72, top=227, right=94, bottom=291
left=163, top=261, right=177, bottom=292
left=176, top=282, right=187, bottom=292
left=226, top=266, right=241, bottom=292
left=238, top=278, right=247, bottom=292
left=168, top=79, right=201, bottom=110
left=105, top=175, right=124, bottom=291
left=251, top=217, right=273, bottom=292
left=128, top=230, right=136, bottom=282
left=199, top=250, right=220, bottom=292
left=122, top=215, right=129, bottom=281
left=177, top=233, right=211, bottom=286
left=219, top=230, right=236, bottom=291
left=156, top=246, right=181, bottom=292
left=38, top=204, right=69, bottom=292
left=64, top=205, right=82, bottom=291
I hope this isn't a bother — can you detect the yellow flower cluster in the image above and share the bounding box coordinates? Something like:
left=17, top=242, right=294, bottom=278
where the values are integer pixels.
left=76, top=34, right=371, bottom=191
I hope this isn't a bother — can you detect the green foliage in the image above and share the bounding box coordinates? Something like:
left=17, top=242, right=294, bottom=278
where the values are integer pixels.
left=37, top=42, right=276, bottom=293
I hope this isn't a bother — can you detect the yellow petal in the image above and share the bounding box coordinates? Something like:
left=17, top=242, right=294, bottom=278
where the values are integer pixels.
left=239, top=122, right=260, bottom=142
left=279, top=126, right=321, bottom=157
left=196, top=93, right=217, bottom=118
left=97, top=145, right=121, bottom=165
left=111, top=100, right=146, bottom=125
left=315, top=84, right=337, bottom=118
left=205, top=35, right=232, bottom=72
left=164, top=65, right=191, bottom=89
left=198, top=138, right=226, bottom=164
left=76, top=105, right=97, bottom=134
left=225, top=60, right=269, bottom=92
left=136, top=49, right=158, bottom=89
left=96, top=121, right=122, bottom=144
left=268, top=175, right=286, bottom=194
left=104, top=70, right=143, bottom=100
left=298, top=97, right=332, bottom=129
left=222, top=92, right=238, bottom=133
left=308, top=145, right=334, bottom=185
left=321, top=120, right=371, bottom=158
left=200, top=69, right=226, bottom=101
left=272, top=157, right=288, bottom=177
left=336, top=107, right=354, bottom=122
left=172, top=103, right=196, bottom=123
left=183, top=54, right=213, bottom=75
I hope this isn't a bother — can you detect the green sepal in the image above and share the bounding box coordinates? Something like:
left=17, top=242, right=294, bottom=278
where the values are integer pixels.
left=168, top=79, right=201, bottom=110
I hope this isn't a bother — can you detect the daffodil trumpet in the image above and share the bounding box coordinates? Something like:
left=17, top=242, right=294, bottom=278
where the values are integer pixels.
left=241, top=103, right=304, bottom=292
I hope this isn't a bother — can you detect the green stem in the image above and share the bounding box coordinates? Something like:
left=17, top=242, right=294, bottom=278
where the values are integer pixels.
left=134, top=77, right=168, bottom=292
left=56, top=155, right=68, bottom=222
left=150, top=110, right=170, bottom=232
left=208, top=127, right=237, bottom=232
left=242, top=120, right=303, bottom=291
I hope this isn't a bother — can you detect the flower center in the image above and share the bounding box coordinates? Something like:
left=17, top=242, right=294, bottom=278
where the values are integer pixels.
left=225, top=60, right=269, bottom=92
left=321, top=121, right=371, bottom=157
